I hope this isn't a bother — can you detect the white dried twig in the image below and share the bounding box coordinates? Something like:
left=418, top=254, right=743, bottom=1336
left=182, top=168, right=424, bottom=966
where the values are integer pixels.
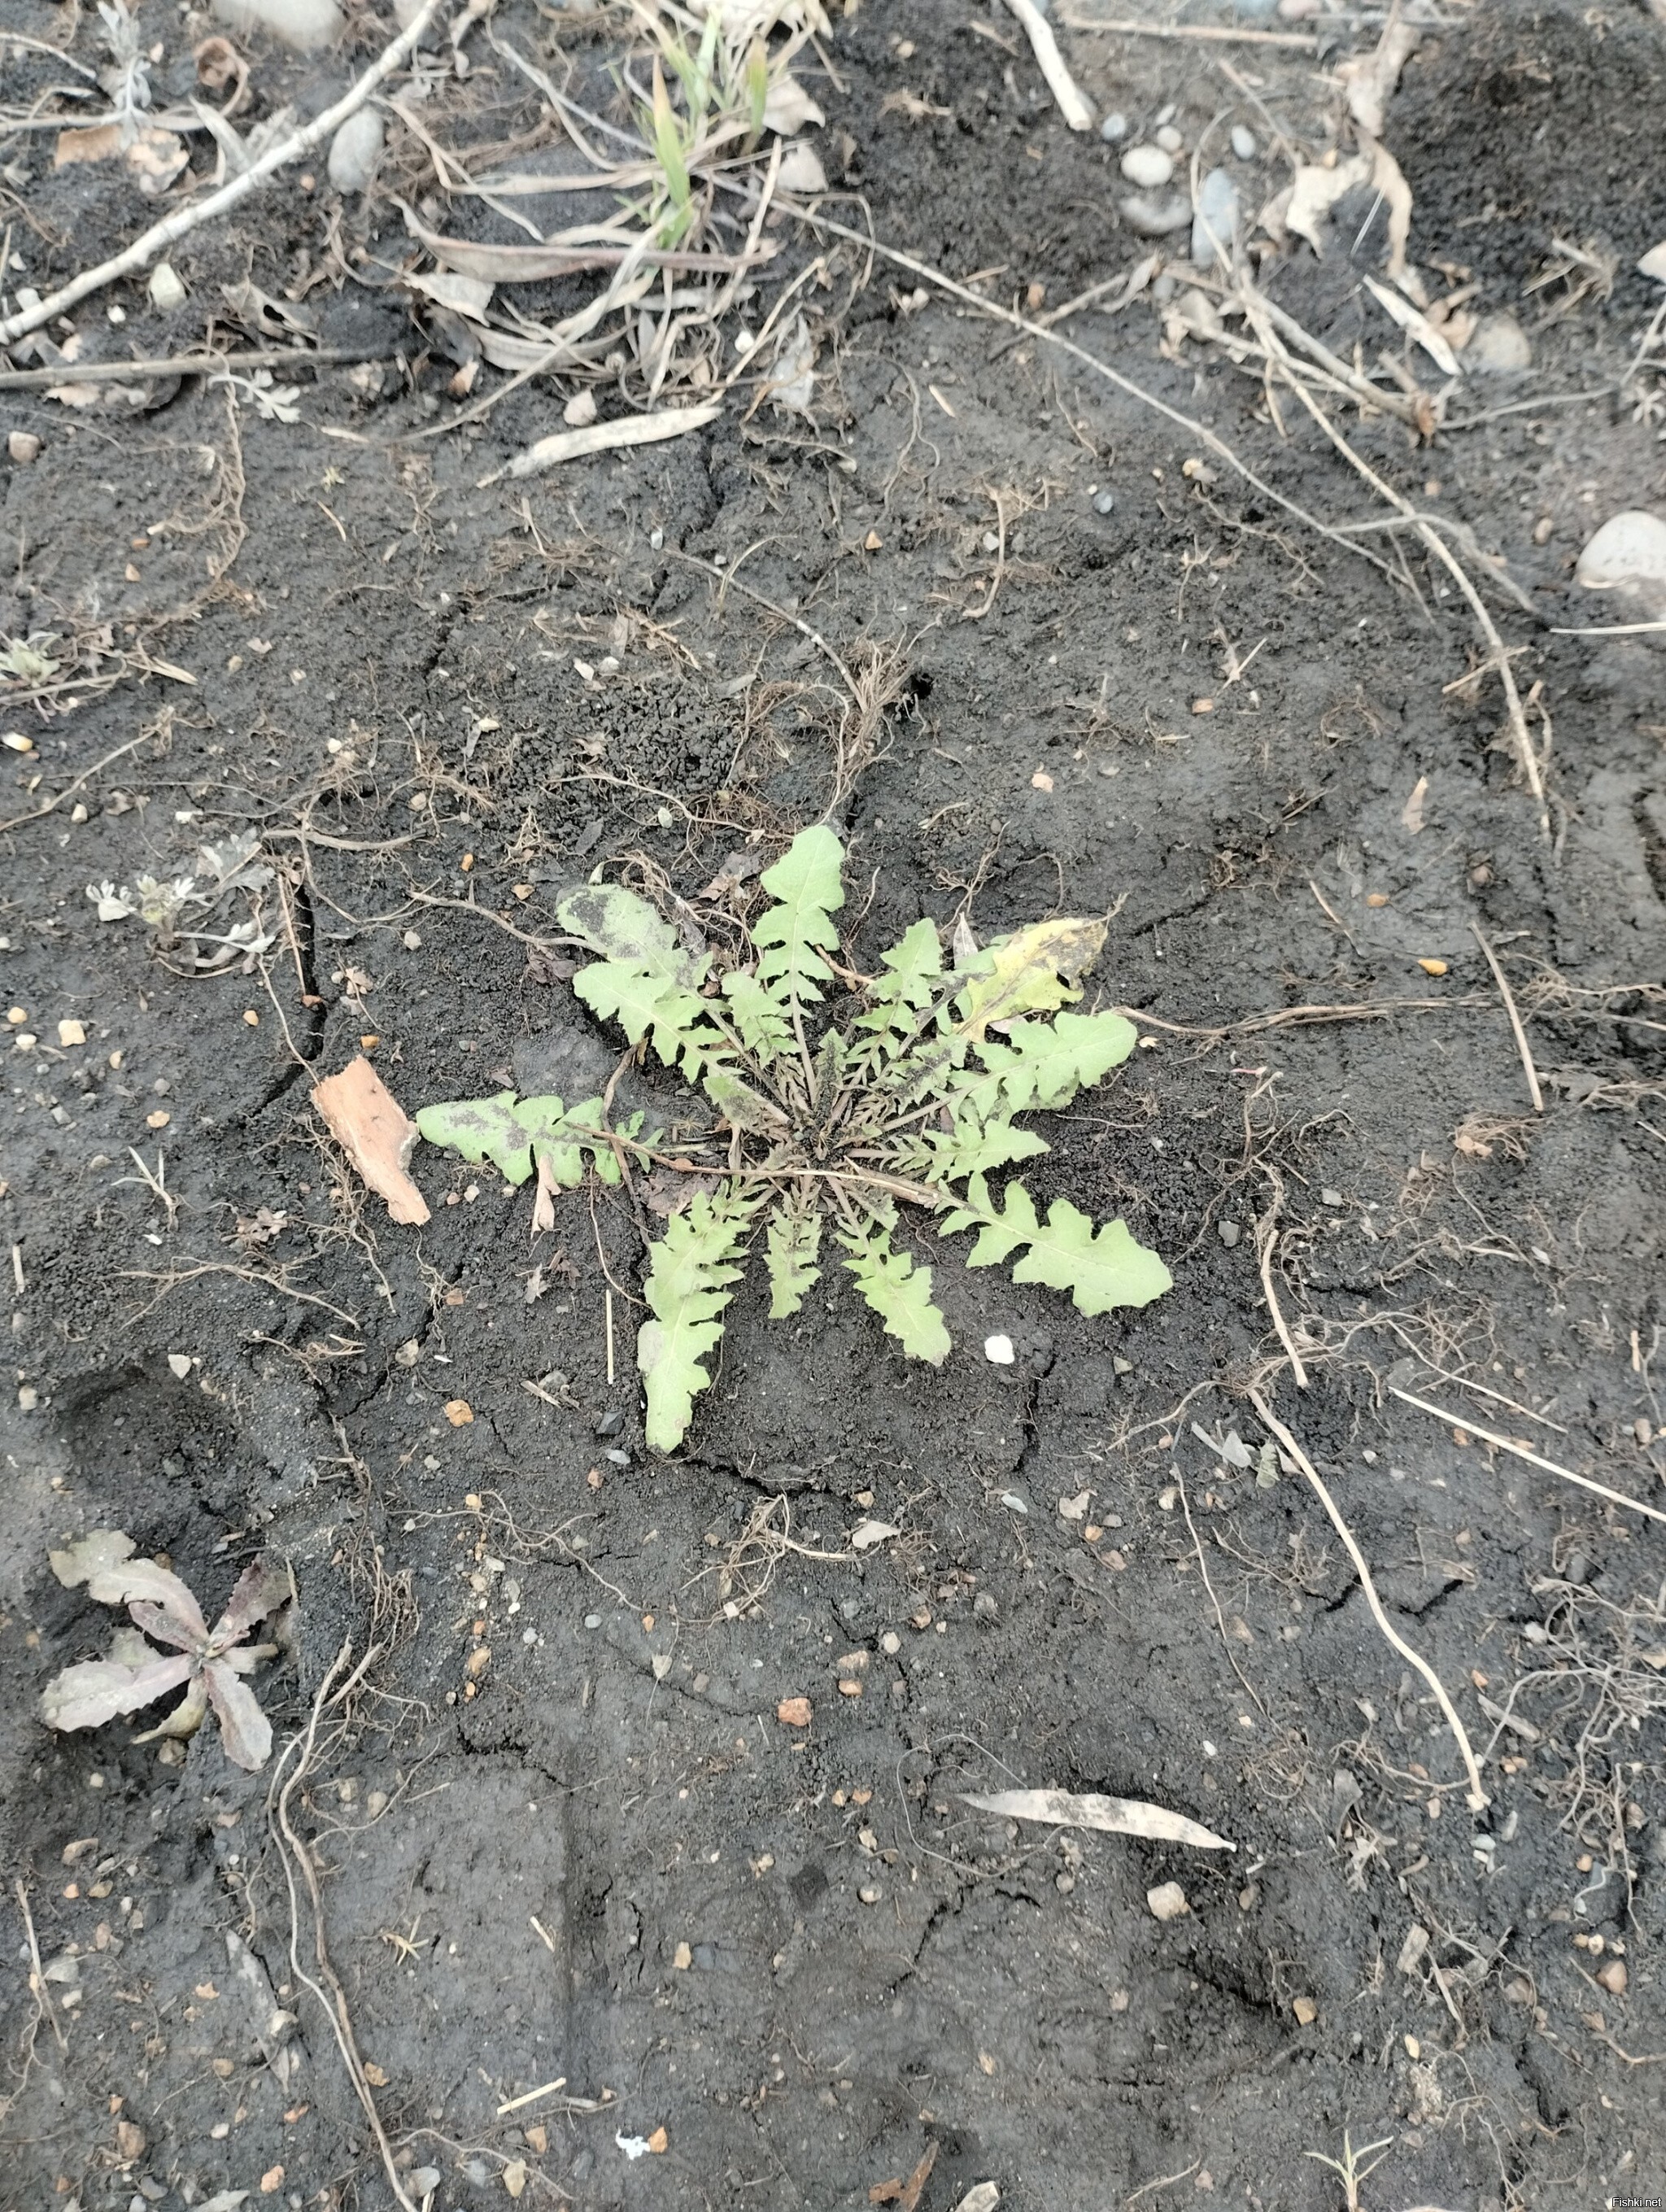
left=1250, top=1390, right=1489, bottom=1811
left=1001, top=0, right=1093, bottom=129
left=0, top=0, right=445, bottom=347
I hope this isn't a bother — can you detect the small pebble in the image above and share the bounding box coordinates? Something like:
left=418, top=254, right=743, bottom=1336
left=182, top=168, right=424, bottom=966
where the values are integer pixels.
left=326, top=107, right=385, bottom=194
left=1119, top=143, right=1174, bottom=190
left=7, top=431, right=41, bottom=465
left=1099, top=111, right=1127, bottom=142
left=1218, top=1220, right=1241, bottom=1250
left=1147, top=1881, right=1189, bottom=1922
left=983, top=1333, right=1015, bottom=1365
left=1154, top=124, right=1184, bottom=155
left=1321, top=1187, right=1343, bottom=1206
left=1230, top=124, right=1257, bottom=160
left=1119, top=192, right=1192, bottom=238
left=1465, top=312, right=1532, bottom=374
left=1154, top=101, right=1176, bottom=126
left=1092, top=489, right=1115, bottom=516
left=147, top=262, right=185, bottom=311
left=584, top=1613, right=602, bottom=1630
left=409, top=2171, right=442, bottom=2197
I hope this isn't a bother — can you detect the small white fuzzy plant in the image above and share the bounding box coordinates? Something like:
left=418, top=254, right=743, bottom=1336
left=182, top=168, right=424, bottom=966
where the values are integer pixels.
left=418, top=827, right=1171, bottom=1451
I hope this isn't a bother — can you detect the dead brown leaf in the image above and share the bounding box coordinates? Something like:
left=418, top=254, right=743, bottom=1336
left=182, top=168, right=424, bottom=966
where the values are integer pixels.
left=870, top=2141, right=938, bottom=2209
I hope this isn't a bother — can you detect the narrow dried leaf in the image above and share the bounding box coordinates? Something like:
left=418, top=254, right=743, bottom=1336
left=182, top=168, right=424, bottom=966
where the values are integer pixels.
left=212, top=1555, right=290, bottom=1645
left=204, top=1658, right=274, bottom=1771
left=87, top=1558, right=210, bottom=1643
left=312, top=1057, right=430, bottom=1224
left=962, top=1787, right=1234, bottom=1852
left=870, top=2140, right=937, bottom=2209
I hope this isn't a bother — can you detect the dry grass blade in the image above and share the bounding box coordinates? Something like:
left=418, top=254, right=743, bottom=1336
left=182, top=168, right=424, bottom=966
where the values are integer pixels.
left=1250, top=1389, right=1489, bottom=1811
left=962, top=1787, right=1234, bottom=1851
left=798, top=212, right=1397, bottom=583
left=1060, top=11, right=1317, bottom=46
left=481, top=400, right=723, bottom=486
left=1470, top=923, right=1543, bottom=1111
left=1389, top=1388, right=1666, bottom=1527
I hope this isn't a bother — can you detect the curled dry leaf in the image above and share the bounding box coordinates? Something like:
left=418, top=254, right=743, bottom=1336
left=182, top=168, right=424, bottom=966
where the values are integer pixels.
left=849, top=1519, right=900, bottom=1552
left=962, top=1787, right=1234, bottom=1852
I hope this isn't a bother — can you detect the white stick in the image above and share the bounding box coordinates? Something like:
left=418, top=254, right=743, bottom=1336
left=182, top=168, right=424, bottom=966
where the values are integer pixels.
left=0, top=0, right=446, bottom=349
left=479, top=401, right=722, bottom=486
left=1389, top=1387, right=1666, bottom=1527
left=1001, top=0, right=1094, bottom=131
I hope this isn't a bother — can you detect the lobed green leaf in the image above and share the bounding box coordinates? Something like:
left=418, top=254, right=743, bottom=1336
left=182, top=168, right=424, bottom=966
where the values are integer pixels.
left=941, top=1175, right=1171, bottom=1316
left=764, top=1198, right=822, bottom=1318
left=751, top=823, right=845, bottom=1010
left=637, top=1188, right=758, bottom=1451
left=837, top=1214, right=950, bottom=1365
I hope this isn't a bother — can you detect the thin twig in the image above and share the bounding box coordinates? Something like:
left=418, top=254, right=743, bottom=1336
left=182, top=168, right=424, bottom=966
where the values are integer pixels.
left=1001, top=0, right=1094, bottom=129
left=15, top=1878, right=67, bottom=2054
left=1470, top=923, right=1542, bottom=1112
left=796, top=212, right=1397, bottom=583
left=1389, top=1388, right=1666, bottom=1528
left=0, top=0, right=445, bottom=346
left=1273, top=366, right=1548, bottom=835
left=1174, top=1468, right=1267, bottom=1719
left=0, top=346, right=395, bottom=393
left=1257, top=1219, right=1309, bottom=1388
left=0, top=730, right=150, bottom=835
left=1062, top=12, right=1318, bottom=46
left=1250, top=1389, right=1489, bottom=1811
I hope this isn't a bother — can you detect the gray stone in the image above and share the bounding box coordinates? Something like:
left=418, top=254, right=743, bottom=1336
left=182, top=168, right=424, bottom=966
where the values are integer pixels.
left=1099, top=111, right=1128, bottom=142
left=1119, top=142, right=1174, bottom=190
left=1230, top=124, right=1257, bottom=160
left=1465, top=312, right=1531, bottom=373
left=1191, top=167, right=1240, bottom=269
left=1119, top=191, right=1191, bottom=238
left=327, top=107, right=384, bottom=194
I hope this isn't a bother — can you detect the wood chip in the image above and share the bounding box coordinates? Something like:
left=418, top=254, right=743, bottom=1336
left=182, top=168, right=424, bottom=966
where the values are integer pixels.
left=646, top=2125, right=668, bottom=2154
left=311, top=1054, right=430, bottom=1224
left=870, top=2140, right=938, bottom=2209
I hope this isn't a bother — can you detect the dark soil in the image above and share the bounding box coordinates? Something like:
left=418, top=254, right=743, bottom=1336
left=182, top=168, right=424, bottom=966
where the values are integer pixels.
left=2, top=3, right=1665, bottom=2210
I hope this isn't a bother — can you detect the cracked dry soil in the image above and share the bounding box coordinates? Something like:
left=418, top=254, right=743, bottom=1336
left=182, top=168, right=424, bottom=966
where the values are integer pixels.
left=2, top=1, right=1665, bottom=2207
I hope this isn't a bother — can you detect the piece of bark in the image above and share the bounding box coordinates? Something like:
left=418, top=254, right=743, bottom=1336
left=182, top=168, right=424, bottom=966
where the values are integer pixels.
left=311, top=1056, right=430, bottom=1224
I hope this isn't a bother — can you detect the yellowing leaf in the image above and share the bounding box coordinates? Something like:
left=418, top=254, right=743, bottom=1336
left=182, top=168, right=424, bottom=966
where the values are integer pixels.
left=952, top=917, right=1107, bottom=1041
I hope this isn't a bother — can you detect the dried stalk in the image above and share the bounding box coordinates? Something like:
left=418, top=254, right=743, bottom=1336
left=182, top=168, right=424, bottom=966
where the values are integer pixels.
left=1389, top=1389, right=1666, bottom=1528
left=1470, top=923, right=1543, bottom=1111
left=1250, top=1390, right=1489, bottom=1811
